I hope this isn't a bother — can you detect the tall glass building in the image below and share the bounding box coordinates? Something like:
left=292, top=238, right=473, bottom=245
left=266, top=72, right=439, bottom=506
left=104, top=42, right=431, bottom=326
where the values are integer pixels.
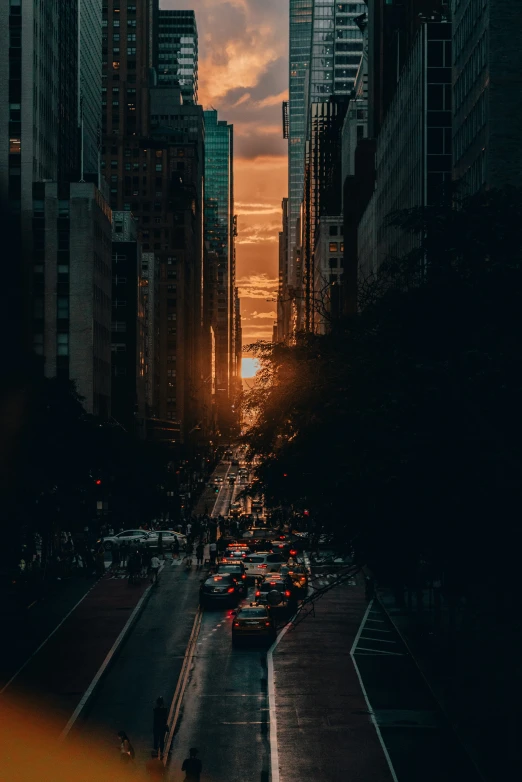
left=158, top=10, right=198, bottom=104
left=288, top=0, right=313, bottom=288
left=79, top=0, right=103, bottom=176
left=204, top=110, right=235, bottom=423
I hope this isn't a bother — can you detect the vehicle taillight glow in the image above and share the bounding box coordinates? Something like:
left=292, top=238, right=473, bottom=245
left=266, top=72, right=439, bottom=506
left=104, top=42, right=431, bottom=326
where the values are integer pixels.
left=227, top=587, right=235, bottom=593
left=255, top=590, right=260, bottom=596
left=233, top=622, right=240, bottom=627
left=265, top=622, right=271, bottom=627
left=259, top=564, right=267, bottom=568
left=290, top=549, right=297, bottom=556
left=285, top=590, right=291, bottom=597
left=242, top=574, right=246, bottom=579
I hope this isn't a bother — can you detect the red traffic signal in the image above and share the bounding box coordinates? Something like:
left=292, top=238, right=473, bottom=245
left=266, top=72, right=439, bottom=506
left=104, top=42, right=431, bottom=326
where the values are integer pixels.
left=95, top=479, right=102, bottom=486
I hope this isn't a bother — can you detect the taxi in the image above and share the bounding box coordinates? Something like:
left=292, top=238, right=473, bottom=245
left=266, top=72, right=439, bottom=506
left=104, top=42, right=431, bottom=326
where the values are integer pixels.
left=225, top=543, right=250, bottom=560
left=232, top=603, right=276, bottom=645
left=280, top=563, right=309, bottom=597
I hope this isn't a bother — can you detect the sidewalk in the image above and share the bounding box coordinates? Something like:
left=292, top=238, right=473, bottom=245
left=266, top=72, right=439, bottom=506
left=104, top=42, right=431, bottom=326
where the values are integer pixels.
left=271, top=579, right=394, bottom=782
left=1, top=569, right=151, bottom=736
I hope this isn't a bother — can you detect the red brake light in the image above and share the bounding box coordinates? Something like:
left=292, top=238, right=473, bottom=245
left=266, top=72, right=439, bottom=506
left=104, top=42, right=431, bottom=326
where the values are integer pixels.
left=290, top=549, right=297, bottom=556
left=242, top=574, right=246, bottom=579
left=227, top=587, right=235, bottom=593
left=233, top=622, right=240, bottom=627
left=285, top=590, right=291, bottom=597
left=255, top=590, right=260, bottom=596
left=265, top=622, right=271, bottom=627
left=259, top=564, right=267, bottom=568
left=279, top=535, right=285, bottom=540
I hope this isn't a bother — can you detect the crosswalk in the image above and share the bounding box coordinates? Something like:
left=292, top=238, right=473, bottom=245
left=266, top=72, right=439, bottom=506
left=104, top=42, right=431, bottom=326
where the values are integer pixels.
left=311, top=573, right=357, bottom=588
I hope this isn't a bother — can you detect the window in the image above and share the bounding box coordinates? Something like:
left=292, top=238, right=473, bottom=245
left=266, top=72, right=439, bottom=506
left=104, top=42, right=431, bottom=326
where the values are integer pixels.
left=329, top=258, right=338, bottom=268
left=167, top=370, right=176, bottom=377
left=127, top=33, right=136, bottom=41
left=113, top=321, right=127, bottom=332
left=329, top=242, right=338, bottom=252
left=57, top=333, right=69, bottom=356
left=57, top=297, right=69, bottom=319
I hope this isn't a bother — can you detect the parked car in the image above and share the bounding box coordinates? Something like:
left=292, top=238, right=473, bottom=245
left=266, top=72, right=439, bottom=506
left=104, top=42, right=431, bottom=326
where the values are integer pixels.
left=97, top=530, right=149, bottom=551
left=200, top=574, right=241, bottom=608
left=232, top=603, right=276, bottom=646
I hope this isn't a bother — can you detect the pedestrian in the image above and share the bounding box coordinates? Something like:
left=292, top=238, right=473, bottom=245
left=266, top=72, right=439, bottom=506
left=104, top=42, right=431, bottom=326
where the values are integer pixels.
left=119, top=540, right=128, bottom=569
left=172, top=536, right=180, bottom=559
left=117, top=731, right=135, bottom=764
left=181, top=748, right=202, bottom=782
left=153, top=696, right=169, bottom=757
left=209, top=541, right=217, bottom=566
left=195, top=542, right=204, bottom=568
left=150, top=554, right=161, bottom=583
left=142, top=548, right=152, bottom=578
left=95, top=546, right=105, bottom=577
left=186, top=522, right=192, bottom=539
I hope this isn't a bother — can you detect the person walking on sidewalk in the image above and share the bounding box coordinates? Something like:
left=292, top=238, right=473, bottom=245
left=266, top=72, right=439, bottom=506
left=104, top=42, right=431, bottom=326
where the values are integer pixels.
left=118, top=731, right=135, bottom=764
left=195, top=542, right=204, bottom=569
left=172, top=536, right=180, bottom=560
left=150, top=554, right=161, bottom=583
left=182, top=748, right=202, bottom=782
left=209, top=541, right=217, bottom=567
left=153, top=696, right=169, bottom=757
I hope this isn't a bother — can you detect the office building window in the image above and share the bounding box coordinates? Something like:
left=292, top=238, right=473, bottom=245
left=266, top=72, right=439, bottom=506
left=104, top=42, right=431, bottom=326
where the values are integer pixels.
left=57, top=334, right=69, bottom=356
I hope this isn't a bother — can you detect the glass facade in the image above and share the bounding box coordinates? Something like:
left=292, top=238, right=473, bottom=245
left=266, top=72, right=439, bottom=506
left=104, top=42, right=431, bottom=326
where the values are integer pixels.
left=79, top=0, right=103, bottom=176
left=288, top=0, right=313, bottom=287
left=204, top=110, right=234, bottom=401
left=158, top=10, right=198, bottom=104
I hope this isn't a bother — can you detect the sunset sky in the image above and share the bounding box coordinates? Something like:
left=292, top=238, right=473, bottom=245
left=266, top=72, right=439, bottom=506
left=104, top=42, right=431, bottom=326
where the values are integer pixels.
left=162, top=0, right=289, bottom=348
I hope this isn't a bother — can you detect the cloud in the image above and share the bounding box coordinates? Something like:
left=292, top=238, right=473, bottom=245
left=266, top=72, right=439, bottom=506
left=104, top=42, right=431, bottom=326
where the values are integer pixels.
left=249, top=311, right=277, bottom=319
left=237, top=221, right=280, bottom=245
left=237, top=273, right=278, bottom=300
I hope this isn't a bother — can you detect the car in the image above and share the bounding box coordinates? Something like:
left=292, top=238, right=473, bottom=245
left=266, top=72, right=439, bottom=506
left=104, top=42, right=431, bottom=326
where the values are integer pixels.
left=214, top=476, right=224, bottom=484
left=238, top=468, right=248, bottom=476
left=200, top=574, right=241, bottom=608
left=280, top=564, right=309, bottom=596
left=98, top=529, right=149, bottom=551
left=224, top=544, right=251, bottom=560
left=228, top=474, right=236, bottom=484
left=232, top=603, right=276, bottom=645
left=243, top=552, right=286, bottom=579
left=145, top=530, right=187, bottom=550
left=255, top=574, right=296, bottom=611
left=214, top=561, right=247, bottom=593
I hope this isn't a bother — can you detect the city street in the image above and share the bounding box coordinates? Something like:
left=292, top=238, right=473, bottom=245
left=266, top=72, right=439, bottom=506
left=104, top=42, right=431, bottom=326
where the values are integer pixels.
left=0, top=453, right=483, bottom=781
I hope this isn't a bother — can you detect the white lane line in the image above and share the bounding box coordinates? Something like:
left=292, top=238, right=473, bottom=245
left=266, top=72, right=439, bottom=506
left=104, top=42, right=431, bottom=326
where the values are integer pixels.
left=0, top=574, right=104, bottom=696
left=356, top=647, right=404, bottom=656
left=359, top=636, right=398, bottom=644
left=267, top=613, right=298, bottom=782
left=360, top=627, right=391, bottom=633
left=351, top=601, right=399, bottom=782
left=366, top=618, right=385, bottom=623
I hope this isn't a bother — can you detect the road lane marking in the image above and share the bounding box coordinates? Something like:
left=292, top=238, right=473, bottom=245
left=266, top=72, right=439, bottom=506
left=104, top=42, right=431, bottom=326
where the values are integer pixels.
left=355, top=647, right=404, bottom=656
left=350, top=601, right=399, bottom=781
left=163, top=606, right=203, bottom=766
left=366, top=618, right=385, bottom=623
left=359, top=636, right=399, bottom=644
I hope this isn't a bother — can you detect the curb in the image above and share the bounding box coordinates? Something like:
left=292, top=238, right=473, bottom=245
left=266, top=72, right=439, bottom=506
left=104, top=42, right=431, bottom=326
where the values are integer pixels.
left=376, top=591, right=488, bottom=782
left=58, top=562, right=165, bottom=741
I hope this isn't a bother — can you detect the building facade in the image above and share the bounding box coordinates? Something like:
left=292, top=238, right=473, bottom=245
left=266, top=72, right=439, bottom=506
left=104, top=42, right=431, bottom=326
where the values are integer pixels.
left=203, top=109, right=237, bottom=434
left=111, top=211, right=146, bottom=430
left=358, top=21, right=452, bottom=279
left=276, top=197, right=291, bottom=343
left=79, top=0, right=103, bottom=178
left=452, top=0, right=522, bottom=193
left=34, top=181, right=112, bottom=416
left=141, top=251, right=160, bottom=417
left=157, top=9, right=198, bottom=104
left=288, top=0, right=313, bottom=288
left=313, top=215, right=344, bottom=333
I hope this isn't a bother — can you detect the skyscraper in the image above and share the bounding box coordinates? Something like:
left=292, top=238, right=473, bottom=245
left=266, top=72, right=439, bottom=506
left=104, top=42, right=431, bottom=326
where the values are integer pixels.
left=288, top=0, right=313, bottom=288
left=452, top=0, right=522, bottom=193
left=79, top=0, right=103, bottom=178
left=203, top=109, right=236, bottom=433
left=158, top=9, right=198, bottom=104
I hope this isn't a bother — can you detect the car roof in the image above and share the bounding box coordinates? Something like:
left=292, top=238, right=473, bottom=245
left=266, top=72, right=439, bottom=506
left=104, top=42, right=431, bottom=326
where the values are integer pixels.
left=239, top=605, right=269, bottom=614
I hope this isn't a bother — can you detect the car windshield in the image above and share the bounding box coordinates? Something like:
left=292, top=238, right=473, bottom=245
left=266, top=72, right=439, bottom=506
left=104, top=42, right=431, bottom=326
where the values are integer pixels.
left=245, top=556, right=266, bottom=563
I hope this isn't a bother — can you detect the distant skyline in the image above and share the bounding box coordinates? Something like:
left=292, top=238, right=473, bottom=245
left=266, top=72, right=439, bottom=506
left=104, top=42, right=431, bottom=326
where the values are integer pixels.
left=161, top=0, right=289, bottom=346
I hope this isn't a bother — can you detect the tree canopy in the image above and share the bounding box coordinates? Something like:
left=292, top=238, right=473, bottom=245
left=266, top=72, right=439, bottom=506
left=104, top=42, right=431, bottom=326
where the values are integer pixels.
left=243, top=188, right=522, bottom=592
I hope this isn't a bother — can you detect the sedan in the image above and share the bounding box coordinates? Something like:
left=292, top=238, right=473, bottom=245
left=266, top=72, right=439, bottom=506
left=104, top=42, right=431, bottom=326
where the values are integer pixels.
left=98, top=530, right=149, bottom=551
left=214, top=476, right=224, bottom=484
left=232, top=604, right=276, bottom=646
left=243, top=552, right=286, bottom=579
left=144, top=530, right=187, bottom=550
left=214, top=561, right=247, bottom=594
left=200, top=574, right=241, bottom=608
